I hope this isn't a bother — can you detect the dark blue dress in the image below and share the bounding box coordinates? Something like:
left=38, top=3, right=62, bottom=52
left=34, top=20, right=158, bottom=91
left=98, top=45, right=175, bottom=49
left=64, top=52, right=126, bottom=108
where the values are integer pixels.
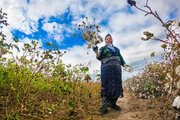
left=97, top=45, right=126, bottom=106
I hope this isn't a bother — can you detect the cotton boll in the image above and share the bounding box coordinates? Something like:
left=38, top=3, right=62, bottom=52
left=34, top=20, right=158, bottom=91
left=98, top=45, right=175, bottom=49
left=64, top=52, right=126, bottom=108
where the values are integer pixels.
left=145, top=95, right=148, bottom=99
left=168, top=86, right=172, bottom=94
left=167, top=73, right=173, bottom=81
left=156, top=86, right=160, bottom=91
left=95, top=33, right=99, bottom=39
left=132, top=87, right=135, bottom=91
left=86, top=42, right=92, bottom=48
left=176, top=65, right=180, bottom=77
left=177, top=81, right=180, bottom=89
left=168, top=110, right=173, bottom=115
left=84, top=30, right=88, bottom=35
left=173, top=96, right=180, bottom=109
left=171, top=19, right=180, bottom=28
left=87, top=45, right=91, bottom=49
left=173, top=97, right=178, bottom=107
left=139, top=93, right=142, bottom=98
left=178, top=100, right=180, bottom=109
left=164, top=83, right=170, bottom=91
left=91, top=44, right=96, bottom=48
left=175, top=113, right=180, bottom=119
left=158, top=80, right=163, bottom=84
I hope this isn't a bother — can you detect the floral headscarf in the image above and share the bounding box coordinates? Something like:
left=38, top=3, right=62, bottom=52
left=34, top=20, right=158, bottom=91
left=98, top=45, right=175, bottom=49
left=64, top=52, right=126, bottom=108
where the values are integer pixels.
left=105, top=34, right=116, bottom=53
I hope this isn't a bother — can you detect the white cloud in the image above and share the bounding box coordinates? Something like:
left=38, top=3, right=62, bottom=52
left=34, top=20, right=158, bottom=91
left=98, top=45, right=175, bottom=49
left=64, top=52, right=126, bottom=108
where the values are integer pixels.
left=0, top=0, right=32, bottom=34
left=42, top=22, right=62, bottom=33
left=61, top=45, right=101, bottom=73
left=42, top=22, right=75, bottom=42
left=27, top=0, right=70, bottom=21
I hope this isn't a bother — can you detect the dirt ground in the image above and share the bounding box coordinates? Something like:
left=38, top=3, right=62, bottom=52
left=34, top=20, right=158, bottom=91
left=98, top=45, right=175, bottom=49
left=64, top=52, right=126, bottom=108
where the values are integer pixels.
left=92, top=90, right=174, bottom=120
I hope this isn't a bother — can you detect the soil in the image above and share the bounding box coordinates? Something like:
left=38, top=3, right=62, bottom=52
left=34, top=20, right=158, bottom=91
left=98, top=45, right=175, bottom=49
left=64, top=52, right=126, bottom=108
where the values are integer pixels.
left=91, top=90, right=174, bottom=120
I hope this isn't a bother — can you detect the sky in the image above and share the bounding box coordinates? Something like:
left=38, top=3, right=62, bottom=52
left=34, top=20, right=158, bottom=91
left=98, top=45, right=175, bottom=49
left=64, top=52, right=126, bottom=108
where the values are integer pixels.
left=0, top=0, right=180, bottom=81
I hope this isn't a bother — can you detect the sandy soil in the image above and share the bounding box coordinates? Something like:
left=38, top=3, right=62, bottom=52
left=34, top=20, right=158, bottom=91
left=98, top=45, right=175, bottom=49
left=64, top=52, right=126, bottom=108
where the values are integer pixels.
left=102, top=91, right=147, bottom=120
left=92, top=90, right=173, bottom=120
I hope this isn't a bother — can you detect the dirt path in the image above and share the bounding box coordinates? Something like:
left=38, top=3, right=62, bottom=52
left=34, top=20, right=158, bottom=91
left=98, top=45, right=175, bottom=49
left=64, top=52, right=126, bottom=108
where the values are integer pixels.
left=92, top=89, right=172, bottom=120
left=96, top=90, right=159, bottom=120
left=101, top=91, right=142, bottom=120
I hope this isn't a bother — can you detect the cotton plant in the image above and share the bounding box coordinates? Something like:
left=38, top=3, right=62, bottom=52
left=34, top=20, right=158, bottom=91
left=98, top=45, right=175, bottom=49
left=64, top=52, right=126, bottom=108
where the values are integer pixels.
left=124, top=62, right=172, bottom=99
left=126, top=0, right=180, bottom=98
left=78, top=17, right=103, bottom=48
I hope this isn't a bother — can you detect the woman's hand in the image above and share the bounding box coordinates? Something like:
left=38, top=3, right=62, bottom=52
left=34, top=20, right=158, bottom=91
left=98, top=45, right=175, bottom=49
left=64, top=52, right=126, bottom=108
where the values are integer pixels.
left=95, top=51, right=99, bottom=58
left=124, top=64, right=130, bottom=67
left=92, top=46, right=98, bottom=52
left=123, top=64, right=133, bottom=72
left=92, top=46, right=100, bottom=57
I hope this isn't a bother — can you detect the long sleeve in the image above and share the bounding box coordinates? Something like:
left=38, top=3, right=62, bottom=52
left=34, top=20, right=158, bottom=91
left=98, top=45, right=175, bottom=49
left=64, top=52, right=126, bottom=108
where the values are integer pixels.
left=119, top=53, right=126, bottom=66
left=115, top=47, right=126, bottom=66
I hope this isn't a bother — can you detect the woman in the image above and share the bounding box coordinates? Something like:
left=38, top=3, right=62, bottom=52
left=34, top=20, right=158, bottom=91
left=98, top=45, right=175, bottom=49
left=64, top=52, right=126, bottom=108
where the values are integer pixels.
left=93, top=34, right=129, bottom=115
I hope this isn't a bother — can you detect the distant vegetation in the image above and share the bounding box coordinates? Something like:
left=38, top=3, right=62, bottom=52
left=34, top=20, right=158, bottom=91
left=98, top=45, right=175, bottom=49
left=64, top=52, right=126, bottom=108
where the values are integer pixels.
left=125, top=0, right=180, bottom=119
left=0, top=8, right=101, bottom=120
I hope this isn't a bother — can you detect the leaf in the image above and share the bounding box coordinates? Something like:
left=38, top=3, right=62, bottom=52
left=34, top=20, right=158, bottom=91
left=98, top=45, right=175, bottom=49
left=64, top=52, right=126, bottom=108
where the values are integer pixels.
left=48, top=108, right=52, bottom=112
left=1, top=57, right=6, bottom=62
left=34, top=59, right=38, bottom=63
left=150, top=52, right=155, bottom=57
left=46, top=42, right=51, bottom=46
left=143, top=31, right=154, bottom=40
left=69, top=106, right=73, bottom=111
left=43, top=85, right=48, bottom=91
left=163, top=22, right=171, bottom=28
left=14, top=45, right=20, bottom=52
left=9, top=52, right=13, bottom=54
left=161, top=44, right=167, bottom=48
left=3, top=13, right=7, bottom=16
left=48, top=55, right=53, bottom=59
left=88, top=116, right=92, bottom=120
left=68, top=100, right=75, bottom=107
left=80, top=67, right=89, bottom=72
left=13, top=37, right=19, bottom=43
left=141, top=37, right=148, bottom=41
left=24, top=43, right=31, bottom=48
left=96, top=74, right=101, bottom=77
left=31, top=40, right=35, bottom=44
left=73, top=33, right=76, bottom=37
left=150, top=85, right=156, bottom=93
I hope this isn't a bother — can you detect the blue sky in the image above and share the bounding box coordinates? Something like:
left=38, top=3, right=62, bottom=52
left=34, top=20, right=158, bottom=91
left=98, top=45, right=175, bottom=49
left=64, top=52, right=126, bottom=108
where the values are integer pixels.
left=11, top=9, right=85, bottom=49
left=0, top=0, right=180, bottom=80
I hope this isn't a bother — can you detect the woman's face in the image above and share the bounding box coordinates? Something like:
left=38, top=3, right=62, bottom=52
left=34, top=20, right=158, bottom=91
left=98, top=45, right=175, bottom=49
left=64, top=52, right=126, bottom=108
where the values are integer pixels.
left=106, top=36, right=112, bottom=44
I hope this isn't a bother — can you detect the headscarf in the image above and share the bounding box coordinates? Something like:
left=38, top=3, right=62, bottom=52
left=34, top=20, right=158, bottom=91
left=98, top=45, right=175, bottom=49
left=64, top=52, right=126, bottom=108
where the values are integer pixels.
left=105, top=34, right=116, bottom=53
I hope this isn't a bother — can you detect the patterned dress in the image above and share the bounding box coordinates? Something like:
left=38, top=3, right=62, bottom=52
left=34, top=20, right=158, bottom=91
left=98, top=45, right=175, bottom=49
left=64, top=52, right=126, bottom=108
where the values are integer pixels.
left=97, top=45, right=126, bottom=107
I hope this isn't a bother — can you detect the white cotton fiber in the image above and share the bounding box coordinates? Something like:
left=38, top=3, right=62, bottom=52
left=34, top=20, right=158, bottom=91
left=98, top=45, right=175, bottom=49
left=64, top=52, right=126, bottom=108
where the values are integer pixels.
left=173, top=96, right=180, bottom=109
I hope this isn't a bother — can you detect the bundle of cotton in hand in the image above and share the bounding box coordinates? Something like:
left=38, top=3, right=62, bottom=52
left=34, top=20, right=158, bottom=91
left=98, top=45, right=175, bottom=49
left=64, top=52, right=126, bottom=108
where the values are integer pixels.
left=78, top=17, right=103, bottom=48
left=123, top=65, right=133, bottom=72
left=83, top=31, right=103, bottom=48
